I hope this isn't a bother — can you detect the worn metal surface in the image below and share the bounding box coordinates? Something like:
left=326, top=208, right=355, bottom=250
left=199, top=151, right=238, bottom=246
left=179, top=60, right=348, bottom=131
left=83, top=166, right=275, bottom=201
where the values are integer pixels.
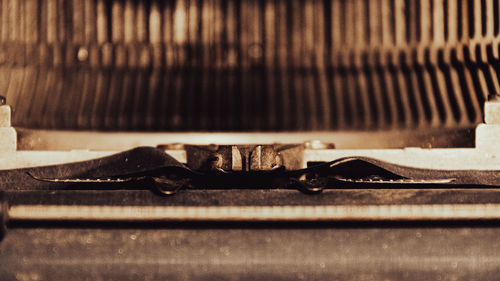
left=4, top=188, right=500, bottom=280
left=185, top=144, right=301, bottom=172
left=2, top=226, right=500, bottom=280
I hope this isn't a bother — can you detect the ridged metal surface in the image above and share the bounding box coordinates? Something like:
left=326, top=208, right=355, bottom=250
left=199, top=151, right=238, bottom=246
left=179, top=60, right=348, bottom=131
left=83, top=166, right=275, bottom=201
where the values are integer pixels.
left=0, top=0, right=498, bottom=131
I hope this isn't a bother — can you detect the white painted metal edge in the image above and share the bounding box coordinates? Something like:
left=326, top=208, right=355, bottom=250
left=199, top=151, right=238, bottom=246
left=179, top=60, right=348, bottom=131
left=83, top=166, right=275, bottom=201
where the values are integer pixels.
left=0, top=147, right=499, bottom=170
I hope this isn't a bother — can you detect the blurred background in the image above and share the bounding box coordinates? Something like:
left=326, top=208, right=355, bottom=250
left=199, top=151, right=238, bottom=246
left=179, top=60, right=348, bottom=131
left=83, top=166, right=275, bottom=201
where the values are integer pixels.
left=0, top=0, right=496, bottom=147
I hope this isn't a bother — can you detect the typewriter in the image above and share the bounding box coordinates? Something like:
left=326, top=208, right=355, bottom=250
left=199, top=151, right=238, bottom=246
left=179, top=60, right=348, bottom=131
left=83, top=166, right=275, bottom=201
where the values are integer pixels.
left=2, top=0, right=500, bottom=280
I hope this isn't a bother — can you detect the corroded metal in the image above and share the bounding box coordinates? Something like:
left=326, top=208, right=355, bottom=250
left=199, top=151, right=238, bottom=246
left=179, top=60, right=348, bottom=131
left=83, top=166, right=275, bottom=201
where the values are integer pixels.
left=184, top=144, right=302, bottom=172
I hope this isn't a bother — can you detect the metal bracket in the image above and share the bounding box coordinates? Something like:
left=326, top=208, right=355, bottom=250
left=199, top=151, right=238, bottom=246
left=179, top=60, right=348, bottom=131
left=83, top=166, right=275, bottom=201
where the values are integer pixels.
left=0, top=97, right=16, bottom=152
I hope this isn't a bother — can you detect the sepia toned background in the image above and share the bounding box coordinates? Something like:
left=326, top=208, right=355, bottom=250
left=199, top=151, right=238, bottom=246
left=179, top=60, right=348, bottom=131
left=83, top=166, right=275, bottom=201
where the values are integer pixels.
left=0, top=0, right=497, bottom=131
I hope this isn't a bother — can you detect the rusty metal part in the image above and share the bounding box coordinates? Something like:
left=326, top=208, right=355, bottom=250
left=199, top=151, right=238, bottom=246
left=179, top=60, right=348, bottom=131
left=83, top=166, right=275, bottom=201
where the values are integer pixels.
left=249, top=145, right=282, bottom=171
left=184, top=144, right=302, bottom=172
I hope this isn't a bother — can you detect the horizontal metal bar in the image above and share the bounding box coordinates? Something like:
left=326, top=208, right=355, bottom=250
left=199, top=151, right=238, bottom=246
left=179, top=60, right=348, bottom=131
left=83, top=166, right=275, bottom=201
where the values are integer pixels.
left=9, top=204, right=500, bottom=222
left=17, top=128, right=473, bottom=151
left=1, top=147, right=499, bottom=171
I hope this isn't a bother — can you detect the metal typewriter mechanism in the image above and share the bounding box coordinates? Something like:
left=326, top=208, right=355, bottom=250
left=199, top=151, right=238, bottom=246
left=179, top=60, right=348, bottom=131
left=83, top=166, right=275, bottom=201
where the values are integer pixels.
left=1, top=96, right=500, bottom=235
left=18, top=142, right=486, bottom=195
left=4, top=0, right=500, bottom=279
